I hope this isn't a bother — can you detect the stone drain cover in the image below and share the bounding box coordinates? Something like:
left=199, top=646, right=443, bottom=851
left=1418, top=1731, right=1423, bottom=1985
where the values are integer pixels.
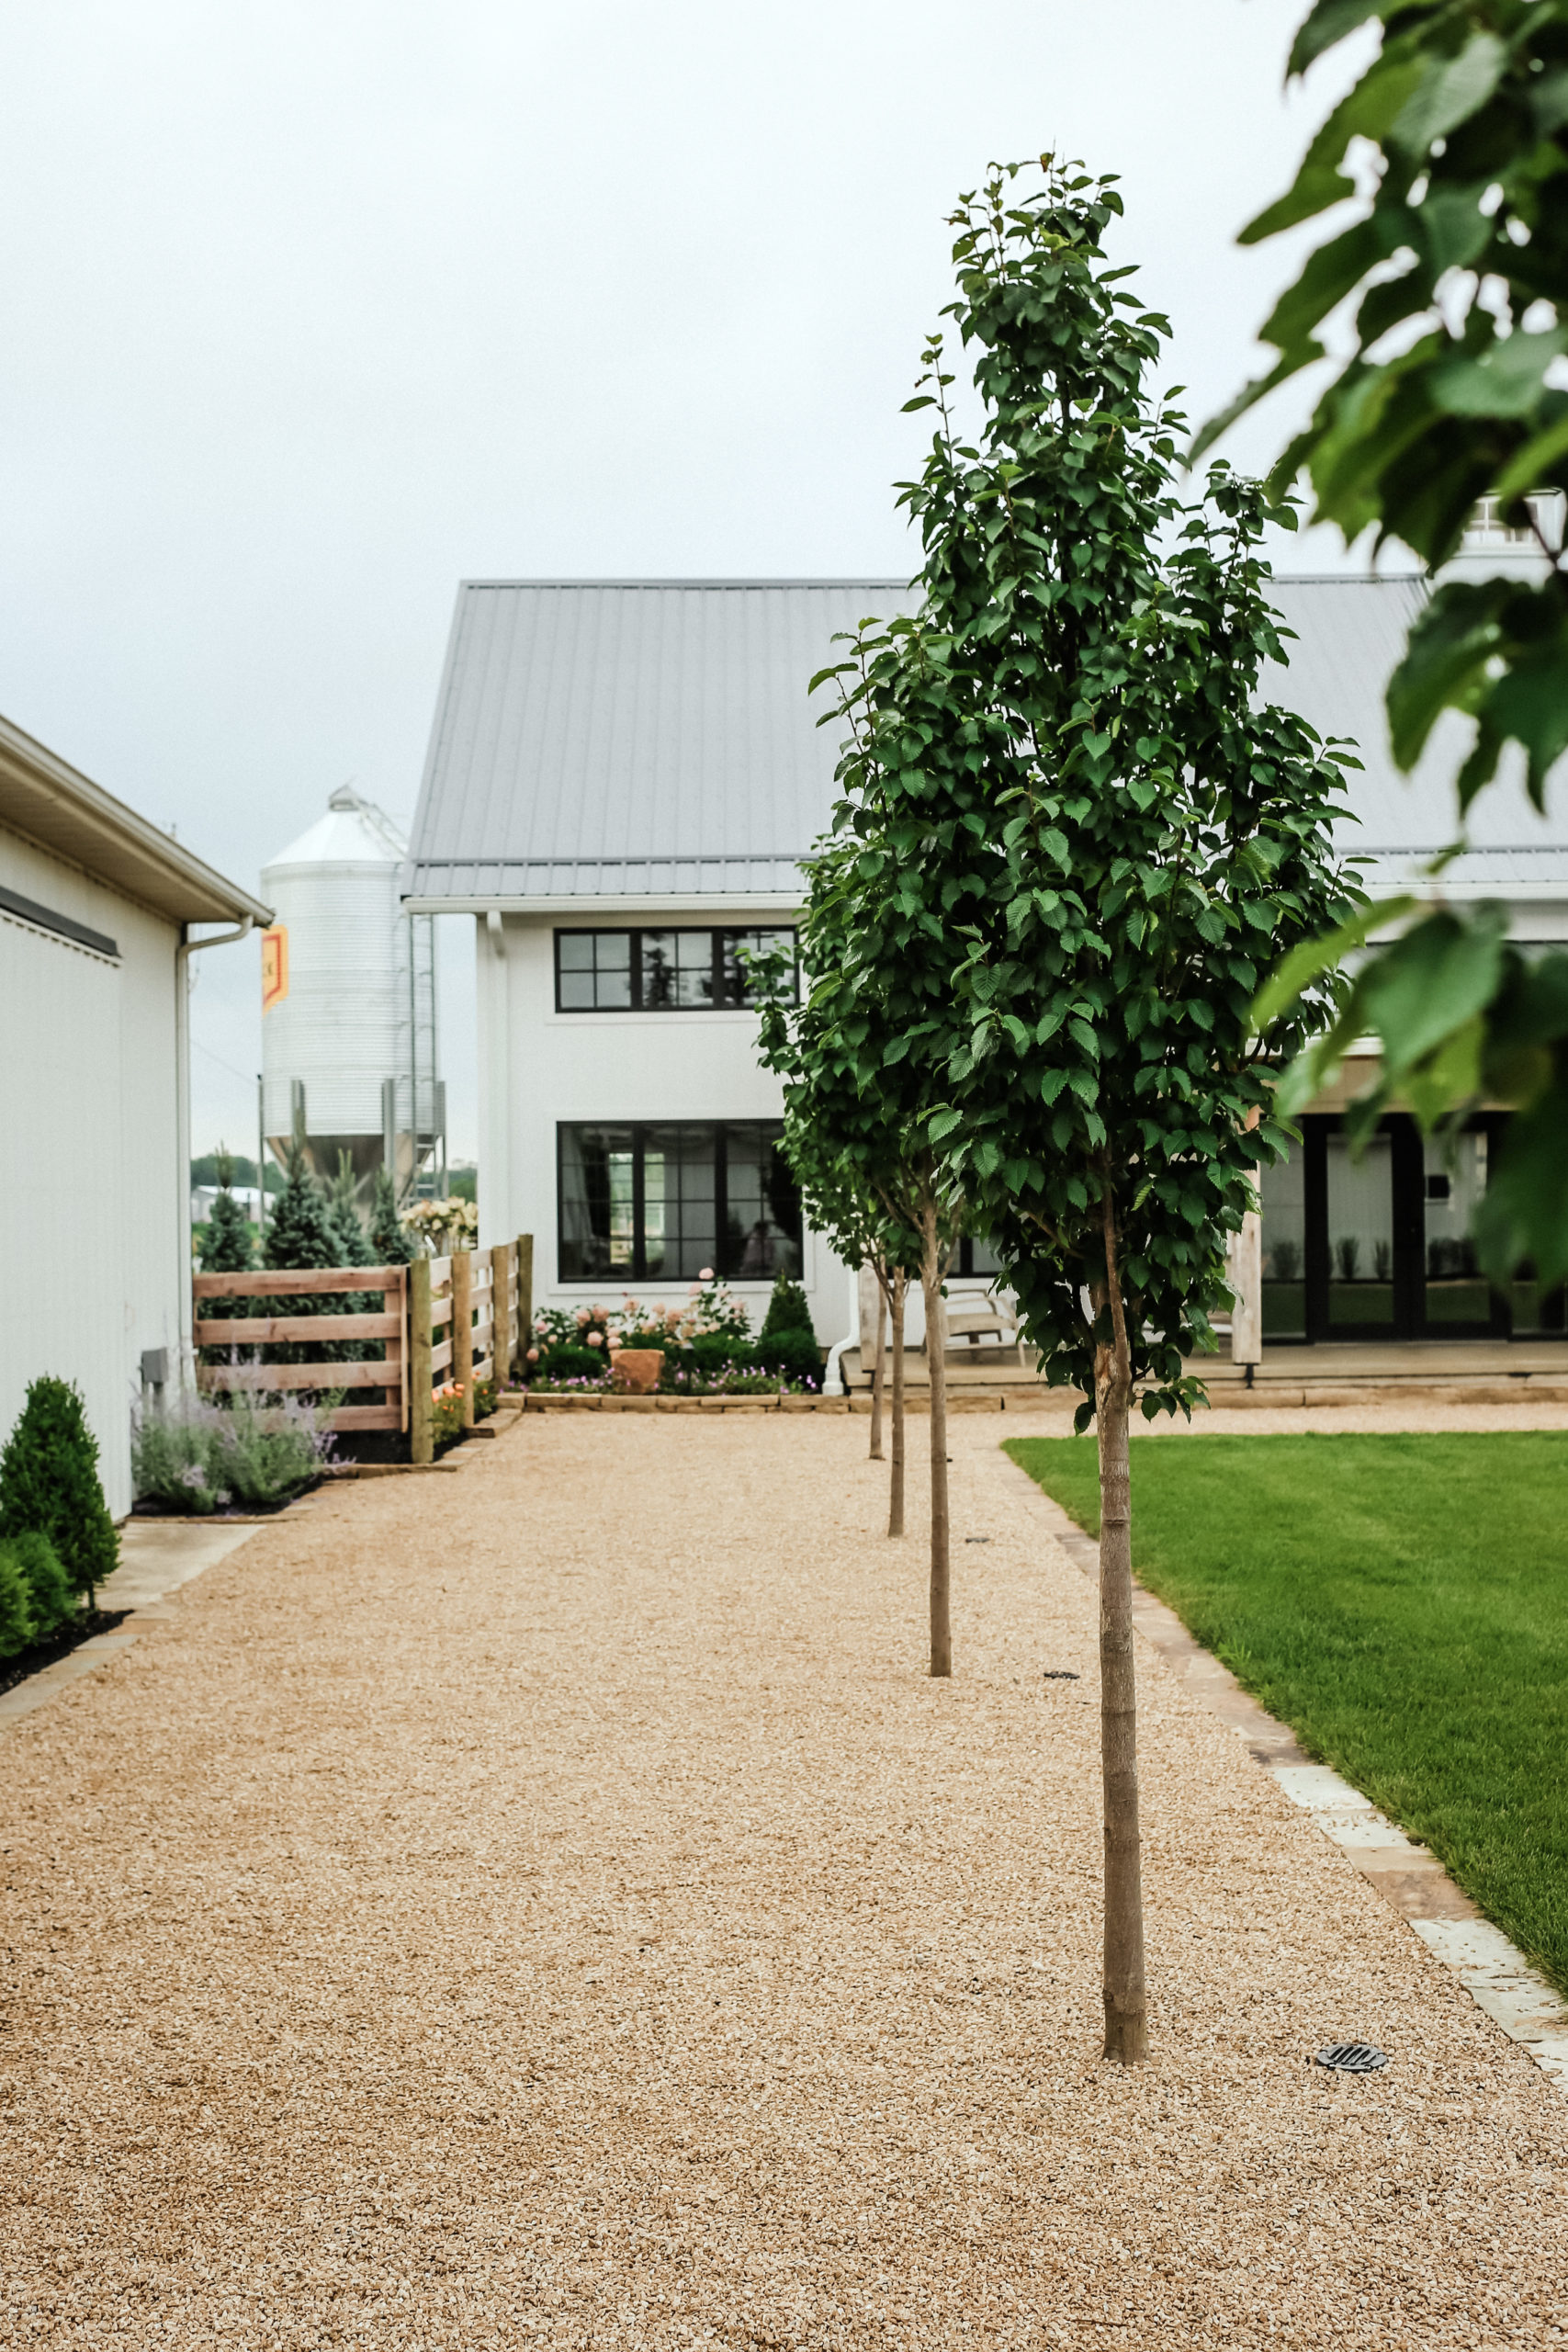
left=1314, top=2041, right=1389, bottom=2074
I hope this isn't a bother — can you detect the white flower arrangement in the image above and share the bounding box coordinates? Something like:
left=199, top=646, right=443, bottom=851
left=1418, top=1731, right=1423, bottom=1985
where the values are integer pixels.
left=400, top=1194, right=480, bottom=1252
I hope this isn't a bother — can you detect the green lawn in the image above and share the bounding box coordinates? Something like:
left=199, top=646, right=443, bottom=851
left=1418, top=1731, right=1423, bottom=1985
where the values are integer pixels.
left=1004, top=1431, right=1568, bottom=1995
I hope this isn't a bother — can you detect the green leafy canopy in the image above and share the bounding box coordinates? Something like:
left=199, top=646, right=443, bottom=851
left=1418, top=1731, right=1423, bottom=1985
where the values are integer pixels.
left=788, top=159, right=1359, bottom=1422
left=1209, top=0, right=1568, bottom=1283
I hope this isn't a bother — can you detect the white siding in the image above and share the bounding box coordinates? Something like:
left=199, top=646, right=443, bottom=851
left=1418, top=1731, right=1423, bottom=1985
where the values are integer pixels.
left=479, top=910, right=857, bottom=1341
left=0, top=823, right=183, bottom=1517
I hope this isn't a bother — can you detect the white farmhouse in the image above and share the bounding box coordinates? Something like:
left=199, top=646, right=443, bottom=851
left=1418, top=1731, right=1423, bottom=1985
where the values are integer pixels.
left=0, top=715, right=269, bottom=1512
left=402, top=580, right=929, bottom=1349
left=403, top=565, right=1568, bottom=1361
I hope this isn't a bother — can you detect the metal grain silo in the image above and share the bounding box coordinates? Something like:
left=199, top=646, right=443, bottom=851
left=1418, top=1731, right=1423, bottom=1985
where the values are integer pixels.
left=260, top=786, right=443, bottom=1198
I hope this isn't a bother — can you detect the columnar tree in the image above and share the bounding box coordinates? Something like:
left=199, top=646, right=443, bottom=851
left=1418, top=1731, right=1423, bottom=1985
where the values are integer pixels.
left=773, top=1103, right=920, bottom=1523
left=823, top=161, right=1356, bottom=2060
left=760, top=840, right=965, bottom=1661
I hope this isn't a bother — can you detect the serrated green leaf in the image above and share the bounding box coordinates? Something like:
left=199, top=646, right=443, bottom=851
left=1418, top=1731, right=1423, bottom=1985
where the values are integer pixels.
left=1287, top=0, right=1383, bottom=78
left=1391, top=32, right=1506, bottom=154
left=1429, top=328, right=1568, bottom=421
left=1251, top=894, right=1413, bottom=1033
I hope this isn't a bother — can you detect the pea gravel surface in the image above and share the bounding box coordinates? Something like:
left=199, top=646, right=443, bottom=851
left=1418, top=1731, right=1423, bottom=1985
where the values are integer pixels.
left=2, top=1412, right=1564, bottom=2350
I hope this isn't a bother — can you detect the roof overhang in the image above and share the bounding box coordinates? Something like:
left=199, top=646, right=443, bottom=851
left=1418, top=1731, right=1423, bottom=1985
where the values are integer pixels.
left=0, top=711, right=272, bottom=928
left=401, top=852, right=808, bottom=918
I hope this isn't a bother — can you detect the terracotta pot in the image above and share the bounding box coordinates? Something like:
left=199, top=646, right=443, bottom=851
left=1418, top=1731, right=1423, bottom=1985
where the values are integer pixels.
left=608, top=1347, right=663, bottom=1395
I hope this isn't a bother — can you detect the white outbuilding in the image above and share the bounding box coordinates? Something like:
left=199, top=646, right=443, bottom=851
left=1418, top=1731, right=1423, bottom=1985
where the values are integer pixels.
left=0, top=713, right=269, bottom=1515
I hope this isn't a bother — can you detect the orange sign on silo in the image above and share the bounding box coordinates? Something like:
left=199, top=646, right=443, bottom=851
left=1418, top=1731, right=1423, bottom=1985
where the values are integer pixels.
left=261, top=925, right=288, bottom=1012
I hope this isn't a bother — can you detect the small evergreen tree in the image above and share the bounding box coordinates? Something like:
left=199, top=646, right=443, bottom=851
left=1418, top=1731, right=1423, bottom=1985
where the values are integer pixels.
left=0, top=1378, right=118, bottom=1605
left=5, top=1531, right=73, bottom=1637
left=326, top=1151, right=374, bottom=1269
left=200, top=1147, right=254, bottom=1275
left=262, top=1141, right=350, bottom=1374
left=0, top=1544, right=35, bottom=1660
left=264, top=1140, right=342, bottom=1271
left=758, top=1274, right=816, bottom=1343
left=197, top=1146, right=256, bottom=1367
left=368, top=1169, right=413, bottom=1265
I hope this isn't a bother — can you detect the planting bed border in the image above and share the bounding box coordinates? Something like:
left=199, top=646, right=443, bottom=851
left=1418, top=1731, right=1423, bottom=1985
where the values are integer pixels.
left=506, top=1390, right=1025, bottom=1414
left=1007, top=1459, right=1568, bottom=2100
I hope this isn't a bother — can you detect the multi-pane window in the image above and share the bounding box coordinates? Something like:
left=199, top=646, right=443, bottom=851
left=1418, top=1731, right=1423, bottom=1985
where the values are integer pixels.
left=558, top=1123, right=802, bottom=1283
left=555, top=928, right=797, bottom=1012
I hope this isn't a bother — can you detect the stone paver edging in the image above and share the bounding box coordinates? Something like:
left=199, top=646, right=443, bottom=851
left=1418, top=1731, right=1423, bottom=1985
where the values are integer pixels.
left=0, top=1519, right=268, bottom=1730
left=1013, top=1467, right=1568, bottom=2099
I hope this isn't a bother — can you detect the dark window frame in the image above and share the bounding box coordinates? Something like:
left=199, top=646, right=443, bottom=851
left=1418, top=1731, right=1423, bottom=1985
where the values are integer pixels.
left=556, top=1119, right=801, bottom=1283
left=553, top=926, right=799, bottom=1013
left=1271, top=1110, right=1556, bottom=1343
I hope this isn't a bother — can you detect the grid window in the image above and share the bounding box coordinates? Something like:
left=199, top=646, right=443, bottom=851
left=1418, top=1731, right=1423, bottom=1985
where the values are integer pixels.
left=558, top=1122, right=801, bottom=1282
left=554, top=928, right=797, bottom=1012
left=556, top=930, right=633, bottom=1011
left=641, top=931, right=716, bottom=1010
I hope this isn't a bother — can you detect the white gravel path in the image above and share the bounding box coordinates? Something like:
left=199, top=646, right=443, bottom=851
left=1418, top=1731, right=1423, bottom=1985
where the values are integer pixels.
left=1, top=1412, right=1563, bottom=2348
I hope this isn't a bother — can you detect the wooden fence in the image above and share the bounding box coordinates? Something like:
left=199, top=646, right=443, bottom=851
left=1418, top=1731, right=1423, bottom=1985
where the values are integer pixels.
left=194, top=1233, right=534, bottom=1461
left=193, top=1266, right=409, bottom=1433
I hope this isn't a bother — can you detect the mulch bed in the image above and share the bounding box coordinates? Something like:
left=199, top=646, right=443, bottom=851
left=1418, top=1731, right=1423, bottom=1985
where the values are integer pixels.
left=0, top=1607, right=130, bottom=1702
left=129, top=1476, right=324, bottom=1521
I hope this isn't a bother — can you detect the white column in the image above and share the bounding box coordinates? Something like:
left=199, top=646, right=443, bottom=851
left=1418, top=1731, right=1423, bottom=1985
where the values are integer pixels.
left=477, top=910, right=513, bottom=1249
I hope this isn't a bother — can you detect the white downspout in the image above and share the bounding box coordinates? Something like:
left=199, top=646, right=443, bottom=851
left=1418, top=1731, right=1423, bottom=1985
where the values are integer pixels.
left=822, top=1261, right=862, bottom=1398
left=176, top=917, right=254, bottom=1377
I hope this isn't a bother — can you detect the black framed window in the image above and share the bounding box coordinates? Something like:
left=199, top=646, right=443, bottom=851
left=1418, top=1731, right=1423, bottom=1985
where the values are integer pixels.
left=1260, top=1111, right=1562, bottom=1342
left=954, top=1237, right=1005, bottom=1279
left=554, top=928, right=798, bottom=1012
left=558, top=1122, right=802, bottom=1282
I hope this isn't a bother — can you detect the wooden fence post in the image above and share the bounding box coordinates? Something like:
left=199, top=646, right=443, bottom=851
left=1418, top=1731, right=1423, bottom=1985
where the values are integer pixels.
left=491, top=1240, right=513, bottom=1385
left=515, top=1233, right=533, bottom=1361
left=453, top=1248, right=474, bottom=1427
left=409, top=1256, right=434, bottom=1465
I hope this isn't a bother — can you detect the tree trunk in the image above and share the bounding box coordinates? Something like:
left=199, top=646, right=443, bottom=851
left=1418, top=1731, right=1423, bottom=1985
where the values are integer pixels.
left=923, top=1218, right=950, bottom=1678
left=1096, top=1185, right=1146, bottom=2064
left=869, top=1266, right=888, bottom=1462
left=888, top=1271, right=907, bottom=1538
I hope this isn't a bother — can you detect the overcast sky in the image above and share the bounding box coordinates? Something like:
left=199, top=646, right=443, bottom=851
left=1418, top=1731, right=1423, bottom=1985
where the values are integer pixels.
left=0, top=0, right=1375, bottom=1160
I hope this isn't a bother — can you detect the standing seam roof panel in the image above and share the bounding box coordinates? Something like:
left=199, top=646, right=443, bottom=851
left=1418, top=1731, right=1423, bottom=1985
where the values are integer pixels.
left=408, top=582, right=911, bottom=892
left=407, top=575, right=1568, bottom=902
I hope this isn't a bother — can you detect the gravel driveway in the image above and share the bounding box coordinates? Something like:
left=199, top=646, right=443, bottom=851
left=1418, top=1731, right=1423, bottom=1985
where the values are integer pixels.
left=1, top=1412, right=1563, bottom=2347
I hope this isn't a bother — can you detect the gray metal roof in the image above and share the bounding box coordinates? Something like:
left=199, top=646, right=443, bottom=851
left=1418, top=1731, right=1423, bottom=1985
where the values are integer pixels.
left=1264, top=577, right=1568, bottom=896
left=405, top=573, right=1568, bottom=910
left=406, top=579, right=908, bottom=904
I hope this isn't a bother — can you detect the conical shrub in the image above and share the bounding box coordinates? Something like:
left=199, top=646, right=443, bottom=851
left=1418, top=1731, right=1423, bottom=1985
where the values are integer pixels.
left=368, top=1170, right=413, bottom=1265
left=0, top=1544, right=34, bottom=1661
left=0, top=1377, right=118, bottom=1605
left=6, top=1531, right=73, bottom=1638
left=200, top=1147, right=254, bottom=1275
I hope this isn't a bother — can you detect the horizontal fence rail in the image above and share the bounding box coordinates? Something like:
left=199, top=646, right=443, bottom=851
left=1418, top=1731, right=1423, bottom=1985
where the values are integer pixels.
left=193, top=1266, right=409, bottom=1434
left=194, top=1235, right=533, bottom=1458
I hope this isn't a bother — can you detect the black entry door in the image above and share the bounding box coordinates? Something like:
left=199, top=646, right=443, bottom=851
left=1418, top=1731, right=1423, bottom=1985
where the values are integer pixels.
left=1297, top=1114, right=1507, bottom=1341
